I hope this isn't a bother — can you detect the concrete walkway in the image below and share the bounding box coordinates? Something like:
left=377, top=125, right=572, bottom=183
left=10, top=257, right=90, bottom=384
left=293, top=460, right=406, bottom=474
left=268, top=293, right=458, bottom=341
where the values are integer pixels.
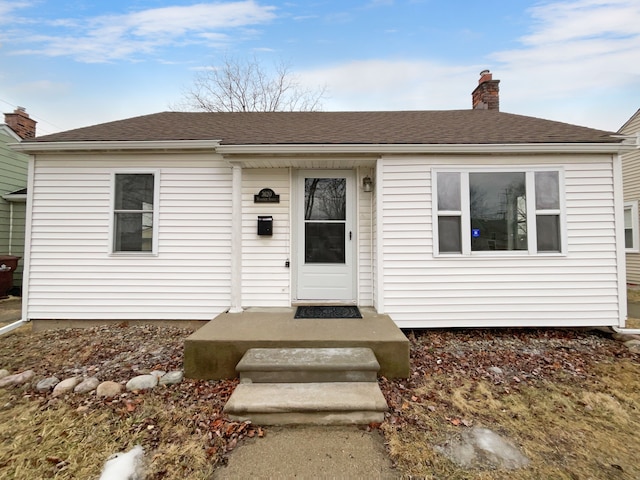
left=213, top=426, right=398, bottom=479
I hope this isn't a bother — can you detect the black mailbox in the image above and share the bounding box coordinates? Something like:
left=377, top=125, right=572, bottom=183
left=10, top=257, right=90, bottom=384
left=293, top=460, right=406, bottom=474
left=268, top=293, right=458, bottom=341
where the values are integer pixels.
left=257, top=216, right=273, bottom=236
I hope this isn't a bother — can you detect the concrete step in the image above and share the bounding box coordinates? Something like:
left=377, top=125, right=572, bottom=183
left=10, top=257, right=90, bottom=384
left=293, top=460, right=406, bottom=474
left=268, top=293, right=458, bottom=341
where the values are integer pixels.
left=223, top=382, right=388, bottom=425
left=236, top=347, right=380, bottom=383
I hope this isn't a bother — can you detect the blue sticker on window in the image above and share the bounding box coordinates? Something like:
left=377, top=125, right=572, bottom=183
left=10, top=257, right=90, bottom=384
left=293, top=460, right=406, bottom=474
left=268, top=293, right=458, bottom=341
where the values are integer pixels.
left=472, top=228, right=481, bottom=238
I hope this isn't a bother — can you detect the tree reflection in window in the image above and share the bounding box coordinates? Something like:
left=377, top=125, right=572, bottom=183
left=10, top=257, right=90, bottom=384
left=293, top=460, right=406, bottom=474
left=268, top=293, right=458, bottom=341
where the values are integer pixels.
left=470, top=172, right=527, bottom=251
left=304, top=178, right=346, bottom=263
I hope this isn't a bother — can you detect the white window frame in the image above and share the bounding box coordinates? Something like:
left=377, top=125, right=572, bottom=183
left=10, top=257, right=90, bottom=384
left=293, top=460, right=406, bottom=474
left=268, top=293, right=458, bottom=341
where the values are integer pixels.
left=433, top=167, right=566, bottom=257
left=109, top=170, right=160, bottom=256
left=624, top=200, right=639, bottom=253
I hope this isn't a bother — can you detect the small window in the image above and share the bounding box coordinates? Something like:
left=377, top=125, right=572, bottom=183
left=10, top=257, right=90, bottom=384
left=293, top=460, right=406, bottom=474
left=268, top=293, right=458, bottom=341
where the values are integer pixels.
left=436, top=172, right=462, bottom=253
left=113, top=173, right=157, bottom=253
left=625, top=201, right=638, bottom=252
left=534, top=171, right=561, bottom=253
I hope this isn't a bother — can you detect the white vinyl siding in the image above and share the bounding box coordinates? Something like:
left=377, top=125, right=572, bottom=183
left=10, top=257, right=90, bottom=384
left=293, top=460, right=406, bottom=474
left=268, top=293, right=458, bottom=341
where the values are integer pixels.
left=380, top=155, right=620, bottom=328
left=26, top=153, right=232, bottom=321
left=241, top=168, right=291, bottom=307
left=358, top=166, right=374, bottom=306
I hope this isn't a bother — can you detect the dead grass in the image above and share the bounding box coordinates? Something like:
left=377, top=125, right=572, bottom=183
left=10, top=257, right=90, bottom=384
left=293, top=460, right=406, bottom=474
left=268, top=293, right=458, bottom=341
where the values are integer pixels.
left=383, top=359, right=640, bottom=479
left=0, top=389, right=220, bottom=479
left=627, top=288, right=640, bottom=303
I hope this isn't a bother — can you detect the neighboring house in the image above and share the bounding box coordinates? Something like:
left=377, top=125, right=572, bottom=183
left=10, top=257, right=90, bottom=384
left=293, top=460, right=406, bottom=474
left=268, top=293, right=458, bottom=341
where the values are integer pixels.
left=0, top=108, right=36, bottom=293
left=620, top=108, right=640, bottom=286
left=11, top=72, right=634, bottom=329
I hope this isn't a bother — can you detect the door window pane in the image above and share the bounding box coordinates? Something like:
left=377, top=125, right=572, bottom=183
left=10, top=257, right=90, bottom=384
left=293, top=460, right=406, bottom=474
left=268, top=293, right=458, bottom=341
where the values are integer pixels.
left=470, top=172, right=527, bottom=251
left=535, top=171, right=559, bottom=210
left=437, top=172, right=460, bottom=211
left=305, top=178, right=346, bottom=220
left=438, top=216, right=462, bottom=253
left=305, top=223, right=345, bottom=263
left=536, top=215, right=561, bottom=252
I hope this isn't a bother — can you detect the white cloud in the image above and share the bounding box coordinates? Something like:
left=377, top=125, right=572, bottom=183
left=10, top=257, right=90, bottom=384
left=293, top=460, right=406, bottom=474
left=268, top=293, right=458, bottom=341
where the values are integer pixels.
left=299, top=60, right=481, bottom=111
left=0, top=1, right=32, bottom=22
left=8, top=1, right=277, bottom=63
left=492, top=0, right=640, bottom=100
left=301, top=0, right=640, bottom=129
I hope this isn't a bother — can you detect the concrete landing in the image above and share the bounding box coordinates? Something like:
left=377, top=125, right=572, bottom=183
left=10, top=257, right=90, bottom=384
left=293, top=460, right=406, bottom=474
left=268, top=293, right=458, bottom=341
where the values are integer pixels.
left=184, top=307, right=410, bottom=380
left=237, top=347, right=380, bottom=383
left=223, top=382, right=387, bottom=425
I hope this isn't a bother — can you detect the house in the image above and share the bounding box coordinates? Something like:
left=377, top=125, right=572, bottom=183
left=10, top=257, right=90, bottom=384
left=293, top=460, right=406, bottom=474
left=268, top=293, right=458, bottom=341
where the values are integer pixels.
left=0, top=107, right=36, bottom=295
left=619, top=108, right=640, bottom=285
left=11, top=72, right=633, bottom=332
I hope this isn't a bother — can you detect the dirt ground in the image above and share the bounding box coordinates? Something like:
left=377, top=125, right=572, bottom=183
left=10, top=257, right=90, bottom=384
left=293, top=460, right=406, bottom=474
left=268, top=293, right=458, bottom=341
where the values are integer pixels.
left=0, top=297, right=398, bottom=479
left=0, top=296, right=21, bottom=325
left=1, top=297, right=638, bottom=479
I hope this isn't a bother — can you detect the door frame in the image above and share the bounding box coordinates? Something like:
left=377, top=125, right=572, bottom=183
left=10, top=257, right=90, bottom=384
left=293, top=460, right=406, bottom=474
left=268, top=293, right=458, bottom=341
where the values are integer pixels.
left=292, top=169, right=357, bottom=304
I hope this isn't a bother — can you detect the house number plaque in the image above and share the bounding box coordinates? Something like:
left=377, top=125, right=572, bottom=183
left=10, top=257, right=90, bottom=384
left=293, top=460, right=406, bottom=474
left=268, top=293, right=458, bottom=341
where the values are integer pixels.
left=254, top=188, right=280, bottom=203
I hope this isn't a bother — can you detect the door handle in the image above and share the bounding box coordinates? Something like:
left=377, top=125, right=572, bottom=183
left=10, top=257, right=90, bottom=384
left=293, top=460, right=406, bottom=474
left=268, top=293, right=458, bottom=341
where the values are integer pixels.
left=349, top=231, right=352, bottom=240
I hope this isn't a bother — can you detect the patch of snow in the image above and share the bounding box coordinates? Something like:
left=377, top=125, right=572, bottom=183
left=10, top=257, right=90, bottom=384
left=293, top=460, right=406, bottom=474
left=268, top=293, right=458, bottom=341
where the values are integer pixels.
left=99, top=445, right=144, bottom=480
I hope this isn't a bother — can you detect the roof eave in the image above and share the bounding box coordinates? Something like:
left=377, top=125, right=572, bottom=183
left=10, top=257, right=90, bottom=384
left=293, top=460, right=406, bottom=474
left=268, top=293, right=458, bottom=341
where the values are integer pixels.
left=8, top=139, right=630, bottom=155
left=9, top=139, right=222, bottom=154
left=217, top=142, right=630, bottom=156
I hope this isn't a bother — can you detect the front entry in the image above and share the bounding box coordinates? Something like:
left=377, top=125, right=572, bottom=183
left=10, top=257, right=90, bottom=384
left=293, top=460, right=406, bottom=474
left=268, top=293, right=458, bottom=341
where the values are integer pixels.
left=295, top=170, right=356, bottom=302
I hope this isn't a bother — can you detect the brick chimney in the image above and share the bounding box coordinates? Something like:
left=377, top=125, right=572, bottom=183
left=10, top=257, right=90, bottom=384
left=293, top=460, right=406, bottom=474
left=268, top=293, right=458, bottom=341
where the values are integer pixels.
left=471, top=70, right=500, bottom=111
left=4, top=107, right=37, bottom=139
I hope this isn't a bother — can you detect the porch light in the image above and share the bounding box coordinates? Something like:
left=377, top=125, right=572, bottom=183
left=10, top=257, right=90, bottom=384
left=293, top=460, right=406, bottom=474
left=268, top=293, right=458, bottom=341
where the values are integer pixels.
left=362, top=176, right=373, bottom=192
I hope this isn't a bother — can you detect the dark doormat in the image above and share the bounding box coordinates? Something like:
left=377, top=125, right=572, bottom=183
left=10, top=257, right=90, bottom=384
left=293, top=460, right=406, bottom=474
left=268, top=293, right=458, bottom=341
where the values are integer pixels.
left=294, top=306, right=362, bottom=319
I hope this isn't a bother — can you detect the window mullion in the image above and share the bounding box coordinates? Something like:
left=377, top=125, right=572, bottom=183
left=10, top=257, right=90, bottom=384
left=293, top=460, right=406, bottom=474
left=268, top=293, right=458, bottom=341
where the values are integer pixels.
left=526, top=171, right=537, bottom=254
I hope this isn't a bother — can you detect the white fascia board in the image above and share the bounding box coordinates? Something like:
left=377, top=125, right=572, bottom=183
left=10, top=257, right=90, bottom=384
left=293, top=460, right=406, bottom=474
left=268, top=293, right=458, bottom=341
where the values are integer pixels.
left=217, top=142, right=631, bottom=156
left=9, top=139, right=222, bottom=153
left=1, top=193, right=27, bottom=203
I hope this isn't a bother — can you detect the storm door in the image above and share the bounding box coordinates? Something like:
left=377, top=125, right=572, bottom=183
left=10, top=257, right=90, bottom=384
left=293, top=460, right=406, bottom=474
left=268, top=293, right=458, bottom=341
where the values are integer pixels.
left=295, top=170, right=355, bottom=301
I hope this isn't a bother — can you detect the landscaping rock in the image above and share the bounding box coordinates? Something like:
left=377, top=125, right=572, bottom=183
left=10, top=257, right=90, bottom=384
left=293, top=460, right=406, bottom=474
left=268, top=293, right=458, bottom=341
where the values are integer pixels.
left=150, top=370, right=166, bottom=379
left=488, top=366, right=503, bottom=376
left=52, top=377, right=81, bottom=397
left=97, top=381, right=123, bottom=398
left=0, top=369, right=35, bottom=388
left=0, top=369, right=9, bottom=380
left=159, top=370, right=183, bottom=386
left=36, top=377, right=60, bottom=392
left=126, top=374, right=158, bottom=391
left=624, top=339, right=640, bottom=354
left=74, top=377, right=100, bottom=394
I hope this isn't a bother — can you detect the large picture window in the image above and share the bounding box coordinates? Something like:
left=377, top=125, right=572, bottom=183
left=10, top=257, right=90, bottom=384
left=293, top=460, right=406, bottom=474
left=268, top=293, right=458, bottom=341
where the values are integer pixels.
left=112, top=173, right=157, bottom=253
left=435, top=169, right=563, bottom=255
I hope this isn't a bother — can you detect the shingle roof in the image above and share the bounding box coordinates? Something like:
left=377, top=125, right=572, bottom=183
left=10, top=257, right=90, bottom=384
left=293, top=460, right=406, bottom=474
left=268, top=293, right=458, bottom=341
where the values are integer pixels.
left=31, top=110, right=620, bottom=145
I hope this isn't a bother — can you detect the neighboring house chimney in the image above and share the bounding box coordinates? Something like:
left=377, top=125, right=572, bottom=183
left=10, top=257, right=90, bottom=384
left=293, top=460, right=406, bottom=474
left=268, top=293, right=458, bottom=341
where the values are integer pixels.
left=4, top=107, right=37, bottom=139
left=472, top=70, right=500, bottom=111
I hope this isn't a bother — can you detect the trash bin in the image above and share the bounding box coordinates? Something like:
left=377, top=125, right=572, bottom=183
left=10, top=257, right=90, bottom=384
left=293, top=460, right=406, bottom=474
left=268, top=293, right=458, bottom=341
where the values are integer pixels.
left=0, top=255, right=20, bottom=298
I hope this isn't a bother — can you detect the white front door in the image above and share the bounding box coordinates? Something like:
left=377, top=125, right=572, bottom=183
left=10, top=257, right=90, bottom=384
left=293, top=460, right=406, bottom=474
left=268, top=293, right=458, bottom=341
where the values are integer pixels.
left=295, top=170, right=356, bottom=302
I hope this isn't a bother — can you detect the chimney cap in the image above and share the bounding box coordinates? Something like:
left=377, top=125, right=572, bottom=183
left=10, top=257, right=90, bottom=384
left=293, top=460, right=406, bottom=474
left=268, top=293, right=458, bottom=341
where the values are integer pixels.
left=479, top=69, right=491, bottom=76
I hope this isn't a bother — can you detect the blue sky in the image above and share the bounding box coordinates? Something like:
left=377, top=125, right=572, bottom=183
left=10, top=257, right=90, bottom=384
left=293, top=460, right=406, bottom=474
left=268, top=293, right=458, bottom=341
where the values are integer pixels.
left=0, top=0, right=638, bottom=136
